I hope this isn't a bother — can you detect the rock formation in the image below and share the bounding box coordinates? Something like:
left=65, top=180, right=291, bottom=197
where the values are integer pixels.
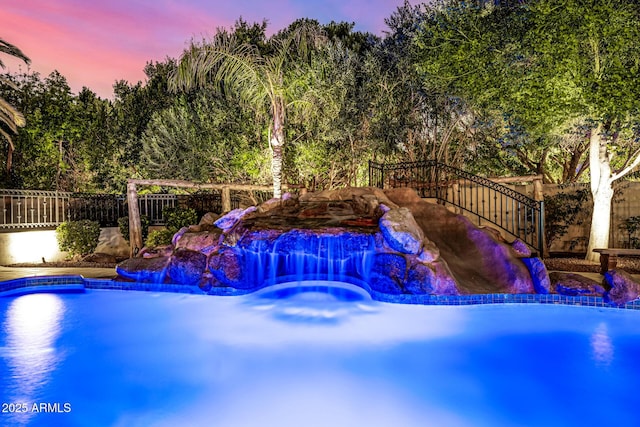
left=603, top=269, right=640, bottom=306
left=117, top=187, right=547, bottom=299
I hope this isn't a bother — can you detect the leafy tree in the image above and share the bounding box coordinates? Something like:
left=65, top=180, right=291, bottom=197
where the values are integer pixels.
left=73, top=87, right=122, bottom=192
left=285, top=28, right=377, bottom=189
left=369, top=1, right=500, bottom=171
left=415, top=0, right=640, bottom=260
left=141, top=92, right=269, bottom=183
left=2, top=71, right=79, bottom=189
left=170, top=21, right=326, bottom=198
left=111, top=59, right=177, bottom=181
left=0, top=38, right=30, bottom=179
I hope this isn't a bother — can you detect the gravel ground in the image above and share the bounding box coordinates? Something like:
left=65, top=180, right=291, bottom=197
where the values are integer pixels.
left=543, top=257, right=640, bottom=274
left=4, top=261, right=118, bottom=269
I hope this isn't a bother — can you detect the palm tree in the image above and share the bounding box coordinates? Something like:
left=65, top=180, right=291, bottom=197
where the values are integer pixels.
left=0, top=38, right=30, bottom=177
left=170, top=23, right=324, bottom=198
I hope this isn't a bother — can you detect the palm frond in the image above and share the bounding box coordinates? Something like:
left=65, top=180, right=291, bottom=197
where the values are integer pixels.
left=0, top=38, right=30, bottom=69
left=0, top=75, right=19, bottom=90
left=0, top=96, right=25, bottom=129
left=0, top=127, right=14, bottom=149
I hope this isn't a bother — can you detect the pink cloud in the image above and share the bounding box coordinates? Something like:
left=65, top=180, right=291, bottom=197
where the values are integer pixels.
left=1, top=0, right=410, bottom=99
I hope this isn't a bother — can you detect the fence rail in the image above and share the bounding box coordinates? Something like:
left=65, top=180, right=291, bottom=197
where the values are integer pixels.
left=369, top=160, right=545, bottom=253
left=0, top=189, right=240, bottom=230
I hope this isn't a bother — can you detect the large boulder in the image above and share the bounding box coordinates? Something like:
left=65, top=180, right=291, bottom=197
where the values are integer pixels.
left=549, top=272, right=605, bottom=297
left=209, top=247, right=249, bottom=289
left=603, top=269, right=640, bottom=305
left=174, top=229, right=222, bottom=255
left=199, top=212, right=220, bottom=226
left=384, top=187, right=535, bottom=295
left=116, top=256, right=171, bottom=282
left=521, top=257, right=551, bottom=294
left=214, top=206, right=257, bottom=231
left=167, top=249, right=207, bottom=285
left=379, top=207, right=424, bottom=254
left=405, top=261, right=459, bottom=296
left=511, top=239, right=533, bottom=258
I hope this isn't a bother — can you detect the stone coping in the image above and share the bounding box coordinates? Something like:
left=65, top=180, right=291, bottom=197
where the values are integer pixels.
left=1, top=275, right=639, bottom=310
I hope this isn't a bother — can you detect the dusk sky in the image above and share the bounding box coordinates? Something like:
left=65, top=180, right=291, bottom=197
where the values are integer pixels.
left=2, top=0, right=416, bottom=99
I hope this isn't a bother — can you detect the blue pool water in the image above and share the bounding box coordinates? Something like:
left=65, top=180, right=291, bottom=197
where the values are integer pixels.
left=1, top=283, right=640, bottom=427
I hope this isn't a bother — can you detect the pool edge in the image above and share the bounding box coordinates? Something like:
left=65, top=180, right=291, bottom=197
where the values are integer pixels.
left=1, top=275, right=639, bottom=310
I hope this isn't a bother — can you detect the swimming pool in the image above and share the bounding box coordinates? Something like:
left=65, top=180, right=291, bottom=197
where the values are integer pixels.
left=1, top=282, right=639, bottom=427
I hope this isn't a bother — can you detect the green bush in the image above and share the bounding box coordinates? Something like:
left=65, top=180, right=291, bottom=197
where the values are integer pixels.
left=118, top=215, right=149, bottom=242
left=146, top=229, right=176, bottom=247
left=56, top=220, right=101, bottom=258
left=164, top=206, right=198, bottom=232
left=143, top=206, right=198, bottom=248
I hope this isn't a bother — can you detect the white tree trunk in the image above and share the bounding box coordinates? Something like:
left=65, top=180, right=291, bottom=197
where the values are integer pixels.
left=584, top=123, right=640, bottom=262
left=270, top=102, right=285, bottom=199
left=270, top=135, right=283, bottom=199
left=585, top=125, right=612, bottom=262
left=586, top=183, right=613, bottom=262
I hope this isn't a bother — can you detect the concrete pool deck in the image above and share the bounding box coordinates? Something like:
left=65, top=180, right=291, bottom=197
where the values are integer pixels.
left=0, top=265, right=117, bottom=282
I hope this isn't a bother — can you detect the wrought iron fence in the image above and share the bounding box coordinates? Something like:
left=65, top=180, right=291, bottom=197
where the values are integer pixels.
left=0, top=189, right=241, bottom=230
left=67, top=194, right=127, bottom=226
left=369, top=160, right=545, bottom=254
left=0, top=189, right=71, bottom=229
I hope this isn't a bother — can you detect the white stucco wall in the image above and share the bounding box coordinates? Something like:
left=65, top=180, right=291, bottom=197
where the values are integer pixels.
left=0, top=227, right=130, bottom=265
left=0, top=229, right=68, bottom=264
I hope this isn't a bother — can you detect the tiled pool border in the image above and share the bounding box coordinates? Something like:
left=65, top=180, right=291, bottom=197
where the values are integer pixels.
left=1, top=275, right=639, bottom=310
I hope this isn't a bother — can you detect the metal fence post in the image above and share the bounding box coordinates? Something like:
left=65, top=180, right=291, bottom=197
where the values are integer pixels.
left=538, top=200, right=546, bottom=257
left=55, top=191, right=59, bottom=224
left=434, top=161, right=440, bottom=200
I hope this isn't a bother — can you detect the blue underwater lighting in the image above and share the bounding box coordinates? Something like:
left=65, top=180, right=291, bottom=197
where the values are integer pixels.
left=226, top=230, right=378, bottom=289
left=1, top=289, right=640, bottom=427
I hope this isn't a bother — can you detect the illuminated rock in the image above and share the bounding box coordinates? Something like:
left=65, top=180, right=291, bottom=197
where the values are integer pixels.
left=549, top=272, right=605, bottom=296
left=603, top=269, right=640, bottom=305
left=117, top=187, right=547, bottom=299
left=521, top=257, right=551, bottom=294
left=511, top=239, right=533, bottom=257
left=214, top=206, right=257, bottom=231
left=116, top=256, right=170, bottom=282
left=384, top=188, right=537, bottom=295
left=379, top=207, right=424, bottom=254
left=166, top=249, right=207, bottom=285
left=198, top=212, right=220, bottom=226
left=174, top=229, right=222, bottom=255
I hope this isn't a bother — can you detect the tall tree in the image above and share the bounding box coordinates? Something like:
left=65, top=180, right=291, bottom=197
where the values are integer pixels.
left=170, top=21, right=325, bottom=198
left=141, top=92, right=268, bottom=183
left=415, top=0, right=640, bottom=260
left=0, top=38, right=30, bottom=178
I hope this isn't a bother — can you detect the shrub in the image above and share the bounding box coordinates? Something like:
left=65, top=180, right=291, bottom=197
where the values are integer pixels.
left=164, top=206, right=198, bottom=232
left=118, top=215, right=149, bottom=242
left=146, top=229, right=176, bottom=248
left=143, top=206, right=198, bottom=249
left=56, top=220, right=101, bottom=258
